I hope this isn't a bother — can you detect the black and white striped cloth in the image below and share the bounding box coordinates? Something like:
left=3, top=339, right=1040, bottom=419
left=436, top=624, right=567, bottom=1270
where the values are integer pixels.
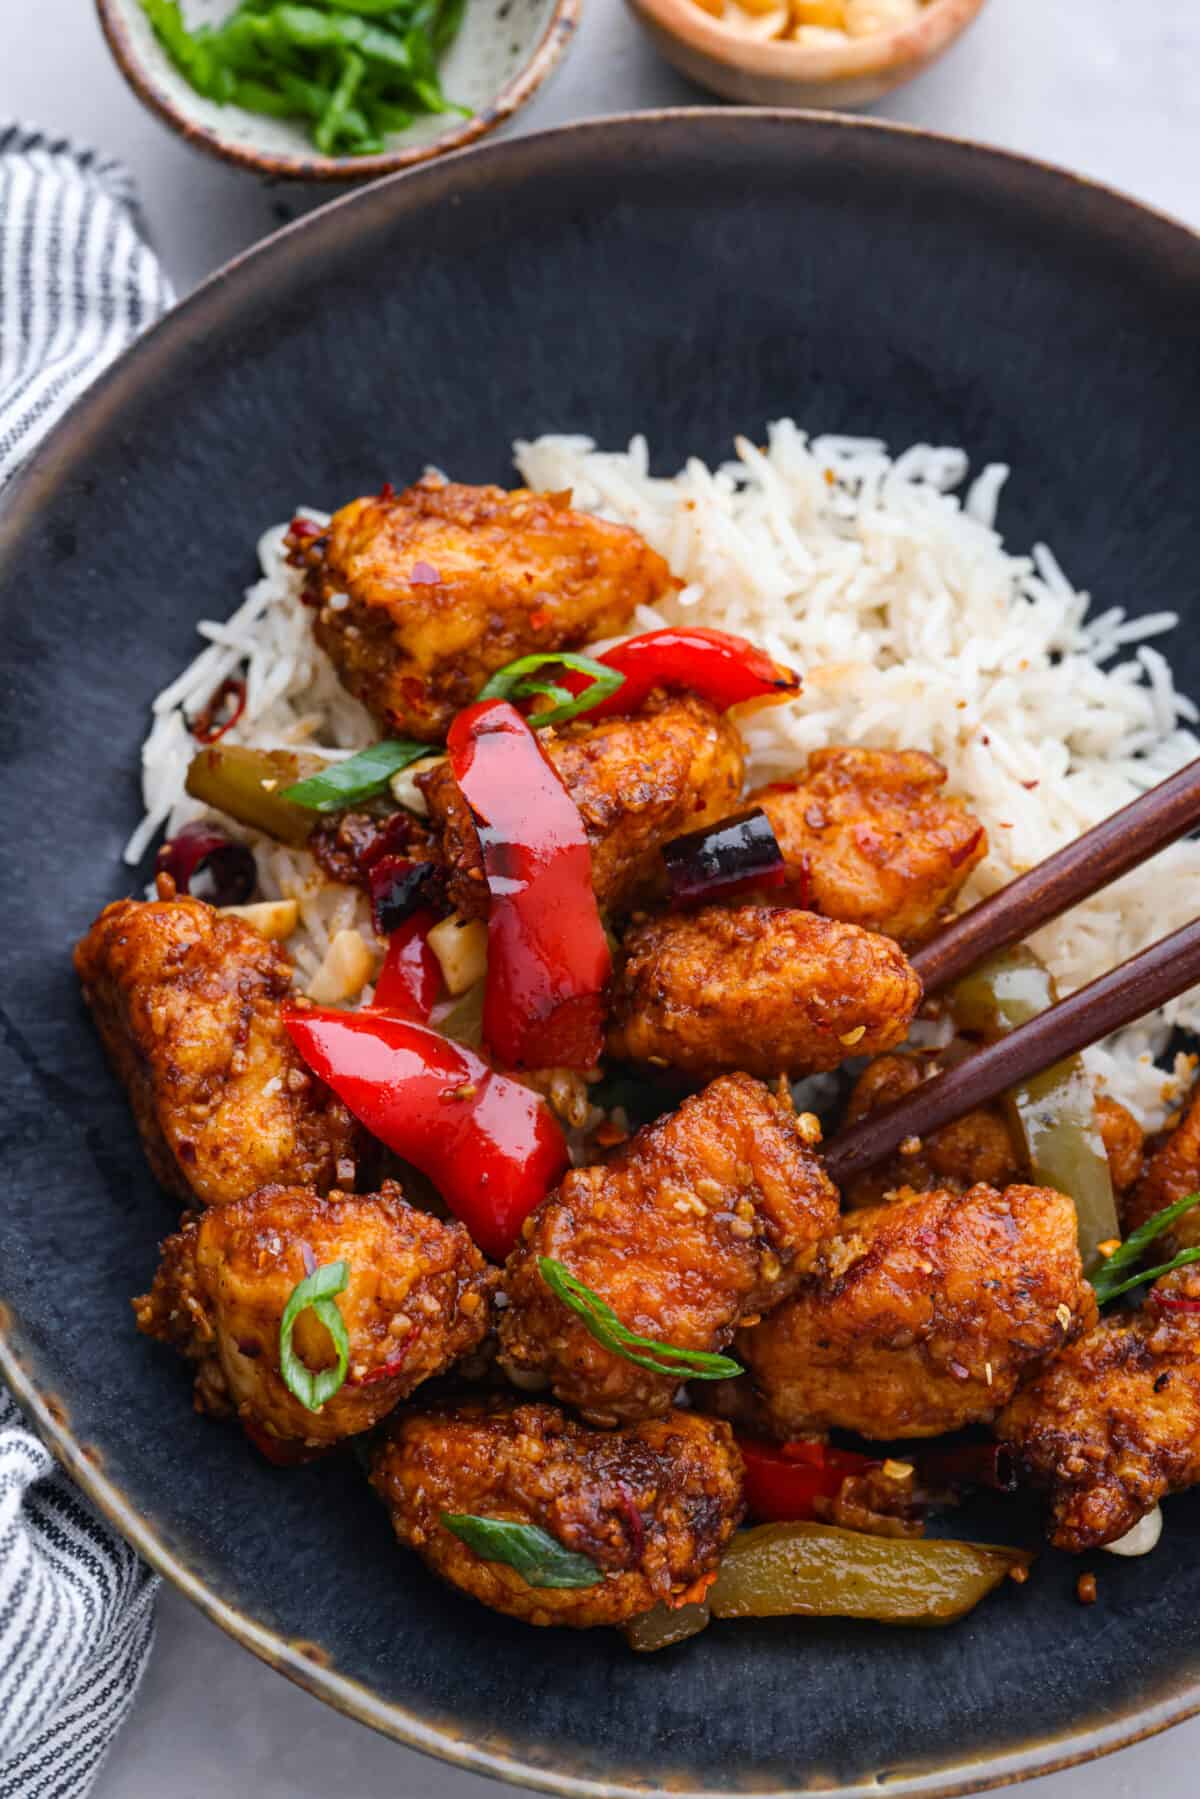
left=0, top=122, right=172, bottom=486
left=1, top=123, right=169, bottom=1795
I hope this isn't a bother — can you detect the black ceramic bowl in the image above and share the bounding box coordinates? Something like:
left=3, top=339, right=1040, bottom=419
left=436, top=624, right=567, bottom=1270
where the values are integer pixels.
left=2, top=110, right=1200, bottom=1799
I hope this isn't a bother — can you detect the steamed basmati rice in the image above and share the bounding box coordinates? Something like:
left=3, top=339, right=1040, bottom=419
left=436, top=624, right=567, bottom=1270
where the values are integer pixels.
left=133, top=421, right=1200, bottom=1129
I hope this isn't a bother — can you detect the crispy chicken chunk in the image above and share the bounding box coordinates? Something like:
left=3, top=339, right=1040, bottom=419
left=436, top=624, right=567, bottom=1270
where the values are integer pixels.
left=748, top=748, right=986, bottom=944
left=499, top=1073, right=838, bottom=1425
left=420, top=693, right=745, bottom=922
left=134, top=1182, right=494, bottom=1449
left=1096, top=1095, right=1146, bottom=1197
left=1125, top=1080, right=1200, bottom=1252
left=999, top=1270, right=1200, bottom=1551
left=739, top=1183, right=1095, bottom=1440
left=372, top=1400, right=743, bottom=1627
left=607, top=905, right=922, bottom=1080
left=75, top=897, right=360, bottom=1207
left=304, top=476, right=676, bottom=740
left=839, top=1056, right=1144, bottom=1210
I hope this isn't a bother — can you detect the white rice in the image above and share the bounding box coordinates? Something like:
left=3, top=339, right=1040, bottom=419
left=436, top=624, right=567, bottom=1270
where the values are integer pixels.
left=132, top=421, right=1200, bottom=1129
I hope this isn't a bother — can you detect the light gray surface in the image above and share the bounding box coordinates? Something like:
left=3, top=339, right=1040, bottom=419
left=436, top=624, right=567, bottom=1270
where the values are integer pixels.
left=6, top=0, right=1200, bottom=1794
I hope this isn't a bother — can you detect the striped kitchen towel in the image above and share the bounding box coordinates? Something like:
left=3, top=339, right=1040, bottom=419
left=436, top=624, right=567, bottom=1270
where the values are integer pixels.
left=0, top=122, right=173, bottom=486
left=0, top=123, right=170, bottom=1796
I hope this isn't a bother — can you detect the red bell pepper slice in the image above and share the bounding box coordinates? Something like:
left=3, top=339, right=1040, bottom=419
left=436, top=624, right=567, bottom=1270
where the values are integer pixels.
left=583, top=627, right=800, bottom=719
left=283, top=1006, right=568, bottom=1260
left=447, top=698, right=611, bottom=1071
left=737, top=1436, right=879, bottom=1523
left=370, top=908, right=440, bottom=1022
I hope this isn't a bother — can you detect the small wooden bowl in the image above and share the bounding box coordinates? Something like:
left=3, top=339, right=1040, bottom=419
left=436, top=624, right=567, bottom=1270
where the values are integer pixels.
left=95, top=0, right=579, bottom=181
left=624, top=0, right=988, bottom=109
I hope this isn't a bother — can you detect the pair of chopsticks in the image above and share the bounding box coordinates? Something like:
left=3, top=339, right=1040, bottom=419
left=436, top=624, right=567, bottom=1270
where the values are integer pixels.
left=823, top=757, right=1200, bottom=1186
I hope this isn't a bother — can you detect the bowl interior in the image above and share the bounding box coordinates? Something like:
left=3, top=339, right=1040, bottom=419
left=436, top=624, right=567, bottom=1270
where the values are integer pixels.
left=3, top=112, right=1200, bottom=1799
left=103, top=0, right=561, bottom=166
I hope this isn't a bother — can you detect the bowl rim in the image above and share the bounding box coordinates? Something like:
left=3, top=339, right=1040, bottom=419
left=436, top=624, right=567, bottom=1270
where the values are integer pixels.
left=5, top=104, right=1200, bottom=1799
left=624, top=0, right=987, bottom=82
left=93, top=0, right=581, bottom=181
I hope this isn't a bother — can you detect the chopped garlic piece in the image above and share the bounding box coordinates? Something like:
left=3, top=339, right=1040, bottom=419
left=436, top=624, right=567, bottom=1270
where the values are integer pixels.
left=1102, top=1506, right=1163, bottom=1558
left=427, top=913, right=489, bottom=996
left=724, top=2, right=789, bottom=36
left=307, top=928, right=377, bottom=1004
left=389, top=754, right=446, bottom=817
left=220, top=899, right=299, bottom=941
left=844, top=0, right=919, bottom=32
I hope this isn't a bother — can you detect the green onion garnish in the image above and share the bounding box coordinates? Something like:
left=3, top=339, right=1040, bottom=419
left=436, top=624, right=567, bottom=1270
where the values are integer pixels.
left=477, top=653, right=625, bottom=729
left=441, top=1515, right=602, bottom=1588
left=138, top=0, right=469, bottom=159
left=281, top=738, right=428, bottom=811
left=1089, top=1191, right=1200, bottom=1307
left=538, top=1257, right=742, bottom=1382
left=279, top=1259, right=351, bottom=1412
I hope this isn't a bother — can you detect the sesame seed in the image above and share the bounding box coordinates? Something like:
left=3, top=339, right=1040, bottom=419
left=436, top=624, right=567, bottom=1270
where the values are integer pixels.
left=839, top=1025, right=866, bottom=1047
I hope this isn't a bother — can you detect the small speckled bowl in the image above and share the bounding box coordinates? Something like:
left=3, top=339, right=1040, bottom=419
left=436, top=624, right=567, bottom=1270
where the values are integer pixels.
left=624, top=0, right=987, bottom=109
left=96, top=0, right=579, bottom=180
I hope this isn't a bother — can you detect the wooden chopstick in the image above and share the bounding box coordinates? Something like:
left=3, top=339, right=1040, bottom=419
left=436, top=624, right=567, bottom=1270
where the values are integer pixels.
left=824, top=916, right=1200, bottom=1188
left=911, top=756, right=1200, bottom=994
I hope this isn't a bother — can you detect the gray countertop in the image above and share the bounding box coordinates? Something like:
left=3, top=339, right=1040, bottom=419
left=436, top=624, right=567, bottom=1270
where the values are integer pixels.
left=6, top=0, right=1200, bottom=1793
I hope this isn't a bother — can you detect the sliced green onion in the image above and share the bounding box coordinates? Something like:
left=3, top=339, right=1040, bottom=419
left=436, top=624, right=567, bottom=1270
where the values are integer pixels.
left=281, top=739, right=428, bottom=811
left=538, top=1257, right=742, bottom=1381
left=441, top=1515, right=602, bottom=1588
left=1090, top=1191, right=1200, bottom=1306
left=279, top=1259, right=350, bottom=1412
left=477, top=653, right=626, bottom=729
left=315, top=48, right=366, bottom=152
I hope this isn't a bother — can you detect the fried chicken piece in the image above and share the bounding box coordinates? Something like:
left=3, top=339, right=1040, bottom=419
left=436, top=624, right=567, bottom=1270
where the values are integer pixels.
left=1125, top=1080, right=1200, bottom=1251
left=499, top=1073, right=838, bottom=1425
left=1096, top=1095, right=1145, bottom=1197
left=75, top=897, right=360, bottom=1207
left=607, top=905, right=921, bottom=1080
left=420, top=693, right=745, bottom=922
left=372, top=1400, right=743, bottom=1627
left=134, top=1181, right=494, bottom=1448
left=739, top=1183, right=1095, bottom=1440
left=748, top=748, right=986, bottom=944
left=999, top=1269, right=1200, bottom=1551
left=304, top=476, right=676, bottom=740
left=840, top=1055, right=1021, bottom=1209
left=840, top=1057, right=1144, bottom=1211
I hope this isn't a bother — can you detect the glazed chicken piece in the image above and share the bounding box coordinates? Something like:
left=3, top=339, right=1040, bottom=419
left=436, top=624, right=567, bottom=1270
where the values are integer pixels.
left=499, top=1072, right=838, bottom=1425
left=74, top=897, right=360, bottom=1208
left=739, top=1183, right=1095, bottom=1440
left=420, top=693, right=745, bottom=921
left=999, top=1269, right=1200, bottom=1551
left=748, top=747, right=986, bottom=944
left=1124, top=1079, right=1200, bottom=1252
left=301, top=475, right=676, bottom=740
left=607, top=905, right=921, bottom=1080
left=372, top=1400, right=744, bottom=1627
left=134, top=1181, right=494, bottom=1450
left=839, top=1055, right=1144, bottom=1211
